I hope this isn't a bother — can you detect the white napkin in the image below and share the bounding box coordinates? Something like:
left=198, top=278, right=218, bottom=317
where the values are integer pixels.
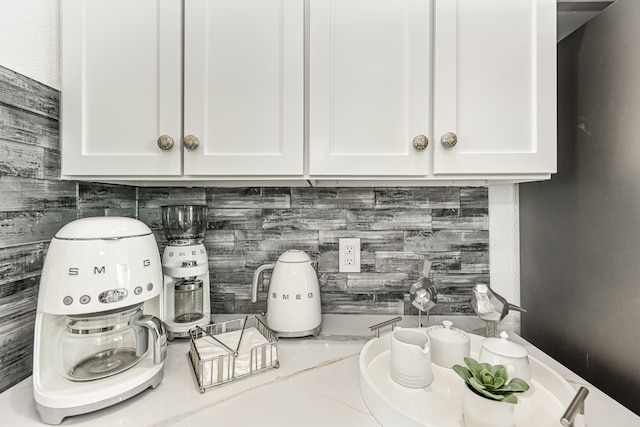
left=195, top=336, right=232, bottom=385
left=234, top=327, right=277, bottom=374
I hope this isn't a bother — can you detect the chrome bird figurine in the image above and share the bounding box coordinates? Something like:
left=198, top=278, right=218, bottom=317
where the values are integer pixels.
left=471, top=283, right=526, bottom=336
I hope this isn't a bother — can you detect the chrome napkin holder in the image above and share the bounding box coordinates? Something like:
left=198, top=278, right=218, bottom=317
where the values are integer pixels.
left=188, top=315, right=279, bottom=393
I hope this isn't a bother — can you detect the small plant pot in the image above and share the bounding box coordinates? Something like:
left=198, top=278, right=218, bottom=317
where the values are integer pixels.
left=462, top=385, right=515, bottom=427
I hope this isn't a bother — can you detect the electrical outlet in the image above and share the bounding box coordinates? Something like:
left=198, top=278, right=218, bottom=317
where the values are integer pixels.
left=339, top=238, right=361, bottom=273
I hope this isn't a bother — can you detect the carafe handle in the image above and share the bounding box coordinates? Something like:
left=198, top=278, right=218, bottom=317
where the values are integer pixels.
left=130, top=311, right=168, bottom=365
left=251, top=263, right=275, bottom=303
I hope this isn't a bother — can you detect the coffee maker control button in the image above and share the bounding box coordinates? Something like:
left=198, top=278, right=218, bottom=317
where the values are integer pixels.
left=146, top=283, right=154, bottom=292
left=63, top=296, right=73, bottom=306
left=134, top=286, right=143, bottom=295
left=79, top=295, right=91, bottom=305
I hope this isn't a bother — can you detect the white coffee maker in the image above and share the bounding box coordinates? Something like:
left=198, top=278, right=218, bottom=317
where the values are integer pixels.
left=33, top=217, right=167, bottom=425
left=161, top=205, right=211, bottom=339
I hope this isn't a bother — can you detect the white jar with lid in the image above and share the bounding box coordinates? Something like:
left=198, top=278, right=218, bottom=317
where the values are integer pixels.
left=426, top=320, right=470, bottom=368
left=479, top=331, right=531, bottom=382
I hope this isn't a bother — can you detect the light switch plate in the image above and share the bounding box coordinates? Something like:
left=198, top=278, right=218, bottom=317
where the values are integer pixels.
left=339, top=238, right=361, bottom=273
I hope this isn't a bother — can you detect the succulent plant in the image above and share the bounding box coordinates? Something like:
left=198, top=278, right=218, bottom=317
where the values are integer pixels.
left=453, top=357, right=530, bottom=404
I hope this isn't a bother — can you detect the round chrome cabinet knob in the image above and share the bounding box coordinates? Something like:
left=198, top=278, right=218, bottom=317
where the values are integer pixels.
left=412, top=135, right=429, bottom=151
left=157, top=135, right=174, bottom=151
left=440, top=132, right=458, bottom=148
left=183, top=135, right=200, bottom=151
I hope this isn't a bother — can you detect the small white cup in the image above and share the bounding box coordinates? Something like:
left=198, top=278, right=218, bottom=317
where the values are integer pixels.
left=390, top=327, right=433, bottom=388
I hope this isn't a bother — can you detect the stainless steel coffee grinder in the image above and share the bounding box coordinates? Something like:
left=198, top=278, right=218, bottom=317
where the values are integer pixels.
left=161, top=205, right=211, bottom=339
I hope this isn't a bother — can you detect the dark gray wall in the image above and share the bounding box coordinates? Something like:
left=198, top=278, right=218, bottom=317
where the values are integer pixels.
left=520, top=0, right=640, bottom=415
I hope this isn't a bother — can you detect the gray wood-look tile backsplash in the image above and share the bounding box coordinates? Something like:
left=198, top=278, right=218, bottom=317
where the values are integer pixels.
left=0, top=64, right=489, bottom=394
left=138, top=186, right=489, bottom=316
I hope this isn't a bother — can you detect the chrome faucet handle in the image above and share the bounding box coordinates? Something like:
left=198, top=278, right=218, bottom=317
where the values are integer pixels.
left=410, top=279, right=437, bottom=311
left=410, top=278, right=437, bottom=327
left=412, top=259, right=436, bottom=306
left=420, top=259, right=432, bottom=278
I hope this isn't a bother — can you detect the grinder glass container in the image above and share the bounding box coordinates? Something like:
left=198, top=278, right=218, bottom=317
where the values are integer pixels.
left=161, top=205, right=207, bottom=244
left=60, top=305, right=145, bottom=381
left=174, top=278, right=204, bottom=323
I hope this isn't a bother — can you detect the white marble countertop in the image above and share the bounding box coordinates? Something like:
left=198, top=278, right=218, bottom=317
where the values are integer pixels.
left=1, top=315, right=638, bottom=426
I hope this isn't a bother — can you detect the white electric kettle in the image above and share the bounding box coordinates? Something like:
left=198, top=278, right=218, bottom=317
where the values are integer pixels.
left=251, top=250, right=322, bottom=337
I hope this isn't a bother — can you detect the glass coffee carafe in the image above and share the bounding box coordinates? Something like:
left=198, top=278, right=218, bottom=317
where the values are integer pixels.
left=60, top=304, right=166, bottom=381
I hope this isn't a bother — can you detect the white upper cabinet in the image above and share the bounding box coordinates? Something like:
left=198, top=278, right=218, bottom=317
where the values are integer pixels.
left=61, top=0, right=303, bottom=178
left=308, top=0, right=556, bottom=178
left=183, top=0, right=304, bottom=176
left=308, top=0, right=432, bottom=177
left=432, top=0, right=556, bottom=175
left=61, top=0, right=182, bottom=176
left=60, top=0, right=556, bottom=183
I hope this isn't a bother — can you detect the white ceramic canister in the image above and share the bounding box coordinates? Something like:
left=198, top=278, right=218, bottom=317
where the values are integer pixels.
left=390, top=327, right=433, bottom=388
left=479, top=331, right=531, bottom=382
left=426, top=320, right=471, bottom=368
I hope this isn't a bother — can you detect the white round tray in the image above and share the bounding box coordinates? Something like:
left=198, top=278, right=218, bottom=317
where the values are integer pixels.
left=359, top=332, right=585, bottom=427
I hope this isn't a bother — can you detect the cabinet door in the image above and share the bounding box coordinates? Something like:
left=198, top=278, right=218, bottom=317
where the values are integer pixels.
left=184, top=0, right=304, bottom=176
left=61, top=0, right=182, bottom=176
left=433, top=0, right=556, bottom=175
left=308, top=0, right=432, bottom=176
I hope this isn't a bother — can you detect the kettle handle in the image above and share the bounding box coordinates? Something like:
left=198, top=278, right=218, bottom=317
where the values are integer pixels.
left=251, top=263, right=275, bottom=303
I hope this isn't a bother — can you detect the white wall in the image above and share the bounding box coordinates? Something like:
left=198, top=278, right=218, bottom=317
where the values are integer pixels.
left=0, top=1, right=521, bottom=328
left=489, top=184, right=521, bottom=332
left=0, top=0, right=60, bottom=89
